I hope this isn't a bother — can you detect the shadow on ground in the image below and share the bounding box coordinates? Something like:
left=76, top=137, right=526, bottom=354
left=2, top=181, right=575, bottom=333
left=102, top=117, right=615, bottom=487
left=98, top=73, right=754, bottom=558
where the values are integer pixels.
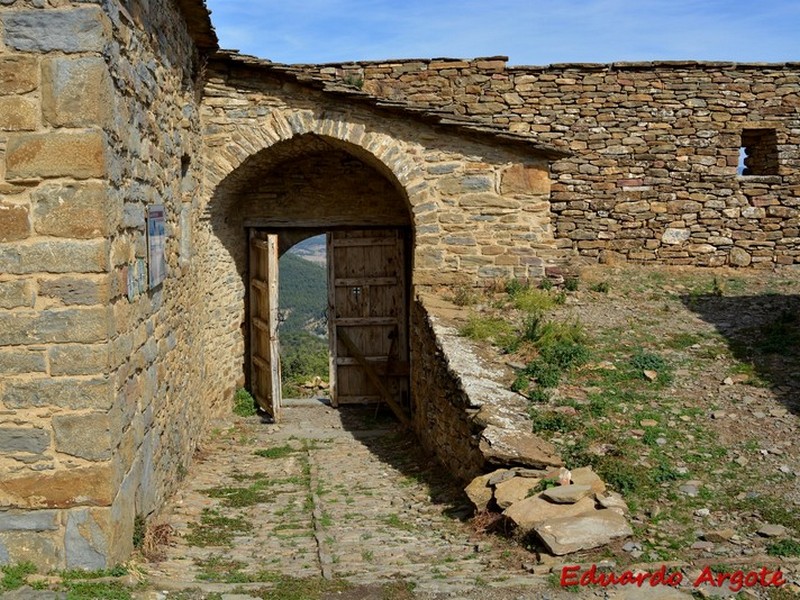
left=682, top=292, right=800, bottom=415
left=331, top=403, right=475, bottom=520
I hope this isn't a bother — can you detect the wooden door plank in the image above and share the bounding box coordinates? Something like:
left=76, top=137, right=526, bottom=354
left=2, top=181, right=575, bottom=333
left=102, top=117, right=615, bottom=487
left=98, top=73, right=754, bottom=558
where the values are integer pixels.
left=334, top=317, right=397, bottom=326
left=332, top=237, right=397, bottom=247
left=327, top=232, right=338, bottom=407
left=334, top=277, right=397, bottom=287
left=337, top=328, right=410, bottom=427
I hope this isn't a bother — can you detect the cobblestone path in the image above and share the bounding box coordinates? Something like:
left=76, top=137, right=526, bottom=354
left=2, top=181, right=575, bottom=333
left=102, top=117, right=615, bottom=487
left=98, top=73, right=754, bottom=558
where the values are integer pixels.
left=142, top=399, right=563, bottom=599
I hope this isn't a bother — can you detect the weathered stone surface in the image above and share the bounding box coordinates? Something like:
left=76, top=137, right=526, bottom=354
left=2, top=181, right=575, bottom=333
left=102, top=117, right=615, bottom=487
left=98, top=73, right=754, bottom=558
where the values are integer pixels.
left=595, top=490, right=629, bottom=513
left=0, top=464, right=114, bottom=508
left=0, top=97, right=38, bottom=131
left=480, top=426, right=563, bottom=469
left=662, top=228, right=691, bottom=245
left=1, top=8, right=108, bottom=53
left=0, top=240, right=109, bottom=274
left=458, top=193, right=521, bottom=210
left=2, top=377, right=111, bottom=410
left=0, top=203, right=30, bottom=242
left=0, top=510, right=59, bottom=532
left=0, top=308, right=109, bottom=345
left=38, top=277, right=111, bottom=306
left=541, top=484, right=591, bottom=504
left=487, top=468, right=515, bottom=486
left=0, top=349, right=46, bottom=374
left=42, top=57, right=112, bottom=128
left=503, top=495, right=596, bottom=533
left=501, top=163, right=549, bottom=195
left=729, top=246, right=752, bottom=267
left=0, top=427, right=50, bottom=455
left=49, top=344, right=109, bottom=376
left=6, top=131, right=107, bottom=180
left=464, top=473, right=493, bottom=511
left=758, top=524, right=787, bottom=538
left=0, top=279, right=34, bottom=309
left=0, top=531, right=63, bottom=571
left=0, top=55, right=39, bottom=95
left=494, top=476, right=540, bottom=509
left=437, top=174, right=494, bottom=195
left=570, top=466, right=606, bottom=494
left=534, top=509, right=633, bottom=555
left=65, top=508, right=109, bottom=569
left=614, top=586, right=693, bottom=599
left=0, top=586, right=66, bottom=599
left=53, top=413, right=112, bottom=461
left=32, top=181, right=110, bottom=238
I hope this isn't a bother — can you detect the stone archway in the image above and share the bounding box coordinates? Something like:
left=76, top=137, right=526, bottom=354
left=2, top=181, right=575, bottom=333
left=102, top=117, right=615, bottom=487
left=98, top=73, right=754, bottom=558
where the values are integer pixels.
left=201, top=128, right=417, bottom=421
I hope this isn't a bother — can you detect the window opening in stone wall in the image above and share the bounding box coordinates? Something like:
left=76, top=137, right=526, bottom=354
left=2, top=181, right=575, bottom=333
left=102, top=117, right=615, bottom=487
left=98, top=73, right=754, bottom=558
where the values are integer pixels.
left=740, top=129, right=778, bottom=176
left=278, top=234, right=330, bottom=399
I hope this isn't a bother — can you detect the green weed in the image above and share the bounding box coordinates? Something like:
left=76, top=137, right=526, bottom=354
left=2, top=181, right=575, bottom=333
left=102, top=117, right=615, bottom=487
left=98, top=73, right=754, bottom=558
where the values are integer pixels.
left=254, top=444, right=295, bottom=459
left=0, top=562, right=36, bottom=591
left=184, top=509, right=253, bottom=547
left=459, top=315, right=516, bottom=347
left=233, top=388, right=257, bottom=417
left=767, top=539, right=800, bottom=557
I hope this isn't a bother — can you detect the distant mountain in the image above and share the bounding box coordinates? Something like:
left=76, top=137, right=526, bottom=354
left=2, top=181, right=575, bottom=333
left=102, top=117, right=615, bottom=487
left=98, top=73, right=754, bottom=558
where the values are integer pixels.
left=278, top=251, right=327, bottom=337
left=289, top=234, right=326, bottom=266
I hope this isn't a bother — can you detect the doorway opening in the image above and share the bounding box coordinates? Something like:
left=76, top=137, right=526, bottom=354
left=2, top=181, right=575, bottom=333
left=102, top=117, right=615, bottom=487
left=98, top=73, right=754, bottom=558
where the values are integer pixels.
left=247, top=226, right=412, bottom=426
left=278, top=233, right=329, bottom=400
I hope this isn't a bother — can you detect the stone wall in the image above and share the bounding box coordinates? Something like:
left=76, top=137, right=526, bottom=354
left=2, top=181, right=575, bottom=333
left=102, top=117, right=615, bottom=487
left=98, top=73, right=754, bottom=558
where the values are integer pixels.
left=293, top=58, right=800, bottom=267
left=411, top=294, right=563, bottom=483
left=0, top=0, right=212, bottom=569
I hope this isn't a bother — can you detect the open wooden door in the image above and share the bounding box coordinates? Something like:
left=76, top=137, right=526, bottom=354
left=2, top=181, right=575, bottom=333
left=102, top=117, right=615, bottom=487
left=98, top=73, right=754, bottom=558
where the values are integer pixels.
left=328, top=229, right=410, bottom=425
left=249, top=231, right=282, bottom=421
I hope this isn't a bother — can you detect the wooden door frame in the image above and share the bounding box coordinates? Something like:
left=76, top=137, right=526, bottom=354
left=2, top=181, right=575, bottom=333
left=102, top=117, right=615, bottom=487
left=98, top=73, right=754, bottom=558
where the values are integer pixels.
left=245, top=225, right=412, bottom=411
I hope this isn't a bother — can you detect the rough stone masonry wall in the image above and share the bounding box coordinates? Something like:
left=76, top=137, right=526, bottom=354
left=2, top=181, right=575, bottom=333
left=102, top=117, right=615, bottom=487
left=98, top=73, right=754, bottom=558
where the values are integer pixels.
left=198, top=61, right=559, bottom=424
left=0, top=0, right=210, bottom=569
left=300, top=59, right=800, bottom=267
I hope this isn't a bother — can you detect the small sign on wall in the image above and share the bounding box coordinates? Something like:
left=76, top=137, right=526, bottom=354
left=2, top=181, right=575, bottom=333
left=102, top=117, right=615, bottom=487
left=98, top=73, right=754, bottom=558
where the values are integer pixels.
left=147, top=205, right=167, bottom=288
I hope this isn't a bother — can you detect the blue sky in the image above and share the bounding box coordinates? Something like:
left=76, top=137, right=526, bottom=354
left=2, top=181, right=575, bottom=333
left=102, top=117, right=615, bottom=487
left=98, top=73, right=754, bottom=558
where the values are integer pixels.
left=205, top=0, right=799, bottom=66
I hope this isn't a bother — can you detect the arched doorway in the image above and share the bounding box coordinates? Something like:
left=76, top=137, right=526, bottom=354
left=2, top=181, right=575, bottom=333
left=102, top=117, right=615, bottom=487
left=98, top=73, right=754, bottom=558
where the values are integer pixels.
left=208, top=133, right=414, bottom=423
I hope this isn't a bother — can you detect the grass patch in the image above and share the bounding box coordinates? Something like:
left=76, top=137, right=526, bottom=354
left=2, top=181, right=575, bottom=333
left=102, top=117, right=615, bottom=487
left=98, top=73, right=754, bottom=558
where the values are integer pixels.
left=233, top=388, right=257, bottom=417
left=0, top=562, right=36, bottom=591
left=63, top=582, right=133, bottom=599
left=459, top=315, right=516, bottom=348
left=184, top=509, right=253, bottom=547
left=254, top=445, right=295, bottom=459
left=512, top=288, right=556, bottom=312
left=530, top=410, right=579, bottom=434
left=767, top=539, right=800, bottom=557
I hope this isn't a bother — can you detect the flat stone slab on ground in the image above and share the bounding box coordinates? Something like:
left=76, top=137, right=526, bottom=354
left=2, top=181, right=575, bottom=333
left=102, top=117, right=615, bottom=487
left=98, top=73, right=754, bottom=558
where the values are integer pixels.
left=535, top=509, right=633, bottom=555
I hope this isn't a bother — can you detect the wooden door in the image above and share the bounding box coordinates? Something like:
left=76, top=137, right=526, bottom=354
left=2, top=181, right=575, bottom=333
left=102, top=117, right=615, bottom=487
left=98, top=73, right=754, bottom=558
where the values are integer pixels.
left=328, top=229, right=410, bottom=424
left=249, top=231, right=281, bottom=421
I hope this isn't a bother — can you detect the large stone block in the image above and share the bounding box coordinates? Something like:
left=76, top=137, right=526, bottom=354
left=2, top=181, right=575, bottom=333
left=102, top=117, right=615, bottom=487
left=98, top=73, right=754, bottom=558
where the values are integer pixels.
left=0, top=349, right=46, bottom=374
left=0, top=239, right=109, bottom=274
left=32, top=181, right=110, bottom=239
left=49, top=344, right=109, bottom=376
left=501, top=163, right=550, bottom=196
left=0, top=510, right=59, bottom=532
left=0, top=427, right=50, bottom=455
left=38, top=277, right=111, bottom=306
left=65, top=508, right=110, bottom=570
left=6, top=131, right=107, bottom=180
left=0, top=203, right=30, bottom=242
left=0, top=530, right=63, bottom=571
left=0, top=307, right=109, bottom=345
left=42, top=56, right=112, bottom=128
left=0, top=279, right=34, bottom=309
left=1, top=8, right=108, bottom=53
left=0, top=97, right=38, bottom=131
left=0, top=55, right=38, bottom=95
left=53, top=413, right=111, bottom=461
left=2, top=377, right=112, bottom=410
left=0, top=464, right=114, bottom=508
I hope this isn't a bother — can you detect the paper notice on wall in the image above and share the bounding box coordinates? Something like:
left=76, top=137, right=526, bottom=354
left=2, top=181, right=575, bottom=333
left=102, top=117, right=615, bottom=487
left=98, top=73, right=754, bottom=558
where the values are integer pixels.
left=147, top=205, right=167, bottom=288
